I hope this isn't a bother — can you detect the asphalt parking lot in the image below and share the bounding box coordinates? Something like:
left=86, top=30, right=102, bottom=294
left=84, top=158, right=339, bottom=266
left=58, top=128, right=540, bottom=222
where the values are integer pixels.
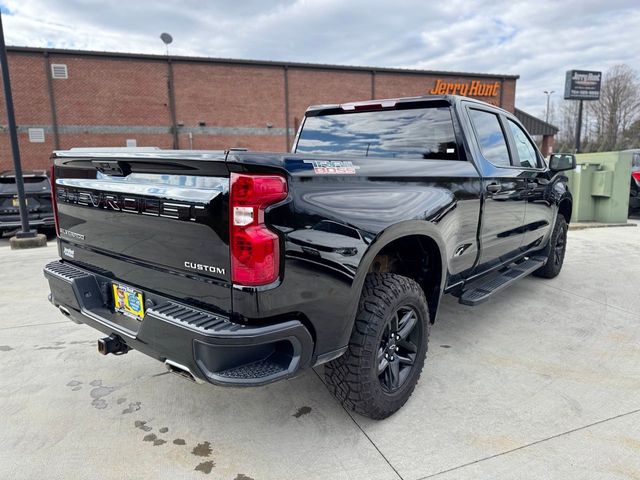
left=1, top=222, right=639, bottom=480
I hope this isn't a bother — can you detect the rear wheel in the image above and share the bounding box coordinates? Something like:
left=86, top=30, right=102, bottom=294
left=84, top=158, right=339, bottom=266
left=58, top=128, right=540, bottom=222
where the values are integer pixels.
left=324, top=273, right=430, bottom=419
left=533, top=214, right=568, bottom=279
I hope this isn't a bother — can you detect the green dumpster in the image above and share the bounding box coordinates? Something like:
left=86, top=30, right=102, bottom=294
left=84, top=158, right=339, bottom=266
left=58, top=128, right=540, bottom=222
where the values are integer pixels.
left=565, top=151, right=633, bottom=223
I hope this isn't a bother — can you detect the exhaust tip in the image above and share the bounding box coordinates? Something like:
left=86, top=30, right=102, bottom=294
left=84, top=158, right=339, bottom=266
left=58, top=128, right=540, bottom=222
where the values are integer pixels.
left=165, top=359, right=205, bottom=384
left=58, top=305, right=82, bottom=324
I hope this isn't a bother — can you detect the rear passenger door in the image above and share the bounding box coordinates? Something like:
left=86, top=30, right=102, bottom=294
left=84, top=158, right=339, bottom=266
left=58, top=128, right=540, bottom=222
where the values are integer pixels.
left=466, top=106, right=528, bottom=273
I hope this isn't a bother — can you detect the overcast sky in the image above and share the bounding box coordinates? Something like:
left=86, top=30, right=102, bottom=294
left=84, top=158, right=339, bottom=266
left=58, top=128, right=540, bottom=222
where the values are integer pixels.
left=2, top=0, right=639, bottom=119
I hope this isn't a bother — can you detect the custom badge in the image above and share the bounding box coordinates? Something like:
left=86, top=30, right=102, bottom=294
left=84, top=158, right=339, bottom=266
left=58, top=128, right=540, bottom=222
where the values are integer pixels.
left=304, top=160, right=360, bottom=174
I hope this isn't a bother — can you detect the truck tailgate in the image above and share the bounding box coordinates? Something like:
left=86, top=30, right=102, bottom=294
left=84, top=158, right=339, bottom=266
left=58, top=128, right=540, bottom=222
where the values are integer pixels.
left=52, top=152, right=232, bottom=320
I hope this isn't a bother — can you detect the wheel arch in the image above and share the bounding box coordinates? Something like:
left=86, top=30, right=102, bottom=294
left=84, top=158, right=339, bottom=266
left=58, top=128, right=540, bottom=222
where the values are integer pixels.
left=558, top=197, right=572, bottom=224
left=350, top=221, right=448, bottom=325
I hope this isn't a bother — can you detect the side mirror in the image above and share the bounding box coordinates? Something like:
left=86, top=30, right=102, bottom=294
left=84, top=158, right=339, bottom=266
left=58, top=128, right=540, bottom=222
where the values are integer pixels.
left=549, top=153, right=576, bottom=172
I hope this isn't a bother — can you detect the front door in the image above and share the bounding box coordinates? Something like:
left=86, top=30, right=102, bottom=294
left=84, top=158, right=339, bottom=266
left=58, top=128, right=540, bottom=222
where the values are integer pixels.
left=503, top=117, right=555, bottom=251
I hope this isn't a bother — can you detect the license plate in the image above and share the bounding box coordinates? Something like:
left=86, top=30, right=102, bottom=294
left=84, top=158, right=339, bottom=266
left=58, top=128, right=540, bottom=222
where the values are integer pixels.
left=112, top=283, right=145, bottom=320
left=12, top=198, right=27, bottom=207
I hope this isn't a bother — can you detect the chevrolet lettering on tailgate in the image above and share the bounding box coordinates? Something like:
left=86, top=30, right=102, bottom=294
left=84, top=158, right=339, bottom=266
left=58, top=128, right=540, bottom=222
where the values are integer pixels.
left=56, top=187, right=207, bottom=221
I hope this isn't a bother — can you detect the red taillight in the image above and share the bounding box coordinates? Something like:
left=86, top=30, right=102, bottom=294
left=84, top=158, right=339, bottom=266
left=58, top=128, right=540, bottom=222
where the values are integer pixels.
left=229, top=173, right=288, bottom=286
left=50, top=165, right=60, bottom=237
left=632, top=171, right=640, bottom=182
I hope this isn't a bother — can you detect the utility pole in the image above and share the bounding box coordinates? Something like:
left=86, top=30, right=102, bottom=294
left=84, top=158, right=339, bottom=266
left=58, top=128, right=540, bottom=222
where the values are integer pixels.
left=543, top=90, right=554, bottom=123
left=0, top=12, right=46, bottom=248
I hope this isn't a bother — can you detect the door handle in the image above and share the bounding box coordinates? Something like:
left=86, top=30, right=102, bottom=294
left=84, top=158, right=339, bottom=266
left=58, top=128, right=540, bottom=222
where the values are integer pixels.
left=486, top=183, right=502, bottom=193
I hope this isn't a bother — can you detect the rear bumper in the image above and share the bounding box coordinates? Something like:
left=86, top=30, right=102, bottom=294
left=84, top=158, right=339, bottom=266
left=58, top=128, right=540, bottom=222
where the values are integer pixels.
left=0, top=213, right=54, bottom=229
left=43, top=260, right=314, bottom=386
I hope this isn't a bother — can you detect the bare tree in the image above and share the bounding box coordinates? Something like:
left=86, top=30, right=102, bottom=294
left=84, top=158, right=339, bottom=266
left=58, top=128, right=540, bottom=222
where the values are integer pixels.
left=554, top=99, right=580, bottom=152
left=621, top=118, right=640, bottom=148
left=589, top=64, right=640, bottom=151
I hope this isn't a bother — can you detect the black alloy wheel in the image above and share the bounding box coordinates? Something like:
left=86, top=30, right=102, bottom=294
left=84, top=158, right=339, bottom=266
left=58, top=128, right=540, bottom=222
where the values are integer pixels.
left=378, top=306, right=422, bottom=393
left=554, top=221, right=567, bottom=266
left=533, top=214, right=568, bottom=279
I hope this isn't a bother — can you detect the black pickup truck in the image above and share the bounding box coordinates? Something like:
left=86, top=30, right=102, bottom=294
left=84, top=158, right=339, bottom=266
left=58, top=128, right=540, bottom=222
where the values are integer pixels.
left=44, top=95, right=575, bottom=419
left=0, top=170, right=55, bottom=235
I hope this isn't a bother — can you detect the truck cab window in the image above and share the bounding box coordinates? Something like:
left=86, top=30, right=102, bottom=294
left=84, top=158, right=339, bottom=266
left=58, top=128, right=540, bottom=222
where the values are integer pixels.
left=507, top=119, right=540, bottom=169
left=296, top=107, right=459, bottom=160
left=468, top=109, right=511, bottom=167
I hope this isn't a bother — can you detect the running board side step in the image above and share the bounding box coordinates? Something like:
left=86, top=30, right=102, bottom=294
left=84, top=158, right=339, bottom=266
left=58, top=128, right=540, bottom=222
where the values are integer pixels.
left=459, top=257, right=546, bottom=306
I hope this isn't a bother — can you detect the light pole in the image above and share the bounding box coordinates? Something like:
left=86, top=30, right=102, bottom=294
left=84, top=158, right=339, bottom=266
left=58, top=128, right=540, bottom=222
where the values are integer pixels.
left=160, top=32, right=172, bottom=56
left=160, top=33, right=179, bottom=149
left=0, top=11, right=46, bottom=248
left=543, top=90, right=555, bottom=123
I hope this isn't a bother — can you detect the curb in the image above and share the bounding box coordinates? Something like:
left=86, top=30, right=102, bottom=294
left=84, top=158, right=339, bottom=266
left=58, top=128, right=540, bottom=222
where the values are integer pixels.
left=569, top=222, right=637, bottom=231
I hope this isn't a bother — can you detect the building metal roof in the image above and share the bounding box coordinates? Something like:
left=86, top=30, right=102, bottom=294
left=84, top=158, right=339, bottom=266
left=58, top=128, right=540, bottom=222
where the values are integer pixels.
left=515, top=108, right=558, bottom=136
left=7, top=45, right=519, bottom=80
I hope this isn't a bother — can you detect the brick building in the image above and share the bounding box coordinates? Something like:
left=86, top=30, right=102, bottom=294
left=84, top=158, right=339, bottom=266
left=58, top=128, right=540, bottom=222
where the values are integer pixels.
left=0, top=46, right=523, bottom=171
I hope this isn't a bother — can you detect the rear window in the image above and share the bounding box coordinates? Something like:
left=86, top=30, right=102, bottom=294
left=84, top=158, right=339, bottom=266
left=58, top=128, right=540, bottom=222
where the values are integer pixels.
left=296, top=107, right=459, bottom=160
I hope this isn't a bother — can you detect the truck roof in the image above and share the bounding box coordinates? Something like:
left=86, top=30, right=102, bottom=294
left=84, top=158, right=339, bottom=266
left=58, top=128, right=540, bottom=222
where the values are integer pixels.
left=305, top=94, right=505, bottom=116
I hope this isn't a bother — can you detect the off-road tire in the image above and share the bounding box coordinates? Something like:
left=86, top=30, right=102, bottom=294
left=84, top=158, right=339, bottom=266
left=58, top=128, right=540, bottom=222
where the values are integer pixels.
left=533, top=214, right=568, bottom=279
left=324, top=273, right=430, bottom=419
